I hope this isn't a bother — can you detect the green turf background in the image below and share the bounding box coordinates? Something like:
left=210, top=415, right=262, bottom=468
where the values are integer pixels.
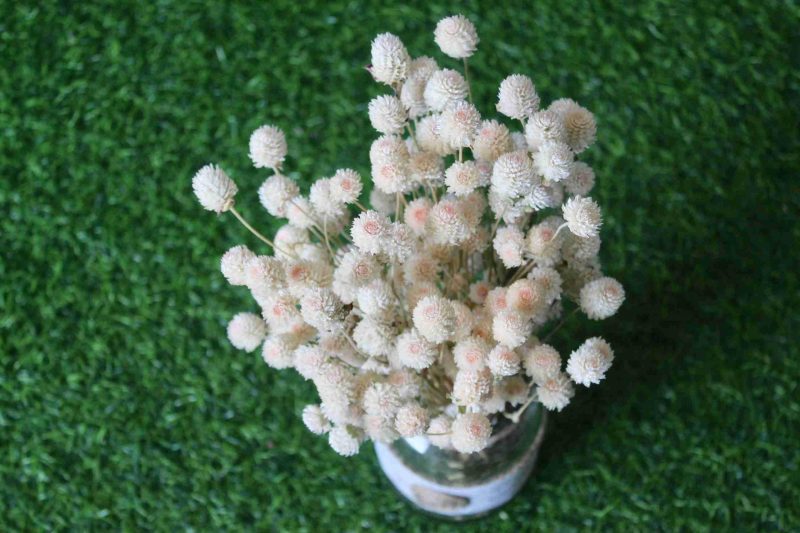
left=2, top=0, right=799, bottom=530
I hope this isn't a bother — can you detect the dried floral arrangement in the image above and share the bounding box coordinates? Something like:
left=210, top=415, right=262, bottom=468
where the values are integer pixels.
left=191, top=14, right=625, bottom=457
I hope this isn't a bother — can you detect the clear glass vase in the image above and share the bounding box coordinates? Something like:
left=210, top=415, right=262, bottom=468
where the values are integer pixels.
left=374, top=404, right=547, bottom=520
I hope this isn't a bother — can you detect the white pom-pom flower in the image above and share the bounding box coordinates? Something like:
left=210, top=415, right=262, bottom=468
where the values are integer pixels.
left=353, top=317, right=394, bottom=357
left=261, top=334, right=296, bottom=369
left=258, top=174, right=299, bottom=217
left=506, top=278, right=545, bottom=316
left=536, top=372, right=575, bottom=411
left=245, top=255, right=286, bottom=291
left=249, top=125, right=287, bottom=170
left=193, top=164, right=237, bottom=213
left=492, top=150, right=536, bottom=199
left=525, top=110, right=566, bottom=150
left=580, top=277, right=625, bottom=319
left=473, top=120, right=513, bottom=162
left=357, top=279, right=396, bottom=317
left=434, top=14, right=479, bottom=59
left=400, top=76, right=430, bottom=119
left=493, top=225, right=525, bottom=268
left=409, top=151, right=444, bottom=185
left=565, top=161, right=596, bottom=196
left=526, top=216, right=565, bottom=267
left=227, top=312, right=267, bottom=352
left=492, top=310, right=531, bottom=348
left=424, top=69, right=469, bottom=112
left=562, top=196, right=602, bottom=238
left=428, top=198, right=472, bottom=246
left=453, top=336, right=490, bottom=370
left=302, top=404, right=331, bottom=435
left=351, top=210, right=391, bottom=255
left=363, top=382, right=402, bottom=422
left=534, top=141, right=574, bottom=183
left=439, top=100, right=481, bottom=149
left=549, top=98, right=597, bottom=153
left=413, top=295, right=456, bottom=343
left=404, top=197, right=433, bottom=235
left=487, top=344, right=521, bottom=377
left=220, top=245, right=255, bottom=286
left=496, top=74, right=539, bottom=120
left=285, top=195, right=317, bottom=229
left=452, top=367, right=493, bottom=405
left=370, top=33, right=410, bottom=85
left=523, top=343, right=561, bottom=384
left=368, top=95, right=408, bottom=134
left=567, top=337, right=614, bottom=386
left=396, top=328, right=438, bottom=370
left=445, top=160, right=481, bottom=196
left=329, top=168, right=363, bottom=205
left=328, top=426, right=361, bottom=456
left=427, top=415, right=453, bottom=450
left=451, top=412, right=492, bottom=453
left=395, top=403, right=430, bottom=437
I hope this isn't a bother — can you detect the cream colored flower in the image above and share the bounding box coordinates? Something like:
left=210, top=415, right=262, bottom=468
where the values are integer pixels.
left=434, top=14, right=479, bottom=59
left=534, top=141, right=574, bottom=183
left=413, top=295, right=456, bottom=343
left=302, top=404, right=331, bottom=435
left=452, top=367, right=493, bottom=405
left=523, top=343, right=561, bottom=384
left=536, top=372, right=574, bottom=411
left=395, top=403, right=430, bottom=437
left=492, top=310, right=530, bottom=348
left=549, top=98, right=596, bottom=153
left=439, top=100, right=481, bottom=149
left=220, top=245, right=255, bottom=286
left=567, top=336, right=614, bottom=386
left=493, top=225, right=525, bottom=268
left=562, top=196, right=602, bottom=238
left=451, top=412, right=491, bottom=453
left=580, top=277, right=625, bottom=319
left=473, top=119, right=513, bottom=162
left=487, top=344, right=521, bottom=377
left=193, top=164, right=237, bottom=213
left=249, top=125, right=287, bottom=170
left=351, top=210, right=391, bottom=255
left=424, top=69, right=468, bottom=111
left=445, top=160, right=481, bottom=196
left=227, top=312, right=267, bottom=352
left=492, top=150, right=536, bottom=199
left=328, top=426, right=361, bottom=456
left=427, top=415, right=453, bottom=450
left=396, top=328, right=438, bottom=370
left=368, top=95, right=408, bottom=134
left=371, top=33, right=410, bottom=85
left=497, top=74, right=539, bottom=120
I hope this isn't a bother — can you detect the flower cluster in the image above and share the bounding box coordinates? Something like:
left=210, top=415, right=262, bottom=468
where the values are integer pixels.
left=193, top=15, right=624, bottom=456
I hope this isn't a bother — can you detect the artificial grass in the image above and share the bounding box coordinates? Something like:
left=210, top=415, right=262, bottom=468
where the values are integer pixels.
left=1, top=0, right=799, bottom=530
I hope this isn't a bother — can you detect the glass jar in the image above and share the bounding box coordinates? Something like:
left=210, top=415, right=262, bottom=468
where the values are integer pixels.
left=374, top=404, right=547, bottom=519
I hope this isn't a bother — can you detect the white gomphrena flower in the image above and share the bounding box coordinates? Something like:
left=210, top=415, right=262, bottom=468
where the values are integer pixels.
left=536, top=372, right=575, bottom=411
left=244, top=255, right=286, bottom=292
left=368, top=95, right=408, bottom=134
left=329, top=425, right=361, bottom=456
left=500, top=375, right=529, bottom=406
left=404, top=253, right=439, bottom=283
left=428, top=198, right=471, bottom=245
left=408, top=55, right=439, bottom=79
left=524, top=180, right=560, bottom=211
left=451, top=301, right=475, bottom=341
left=301, top=404, right=331, bottom=435
left=314, top=361, right=356, bottom=405
left=469, top=280, right=491, bottom=304
left=258, top=174, right=299, bottom=217
left=562, top=196, right=602, bottom=238
left=487, top=344, right=521, bottom=377
left=492, top=310, right=530, bottom=349
left=300, top=287, right=344, bottom=332
left=293, top=344, right=328, bottom=380
left=453, top=336, right=491, bottom=370
left=563, top=233, right=601, bottom=262
left=220, top=245, right=256, bottom=286
left=580, top=277, right=625, bottom=319
left=261, top=334, right=295, bottom=369
left=261, top=290, right=301, bottom=331
left=473, top=120, right=513, bottom=162
left=351, top=210, right=391, bottom=255
left=373, top=161, right=412, bottom=195
left=353, top=317, right=394, bottom=357
left=386, top=222, right=415, bottom=262
left=445, top=160, right=481, bottom=196
left=567, top=336, right=614, bottom=386
left=549, top=98, right=597, bottom=153
left=434, top=14, right=479, bottom=59
left=283, top=259, right=327, bottom=298
left=485, top=286, right=508, bottom=314
left=439, top=100, right=481, bottom=149
left=396, top=328, right=437, bottom=370
left=413, top=295, right=456, bottom=343
left=415, top=115, right=452, bottom=157
left=369, top=189, right=397, bottom=217
left=309, top=179, right=345, bottom=219
left=529, top=266, right=563, bottom=304
left=427, top=415, right=453, bottom=450
left=525, top=110, right=566, bottom=151
left=409, top=151, right=444, bottom=185
left=424, top=69, right=469, bottom=112
left=330, top=168, right=363, bottom=205
left=364, top=413, right=399, bottom=443
left=406, top=281, right=440, bottom=312
left=370, top=134, right=409, bottom=166
left=400, top=76, right=429, bottom=119
left=493, top=225, right=525, bottom=268
left=460, top=190, right=486, bottom=226
left=565, top=161, right=595, bottom=196
left=404, top=197, right=433, bottom=235
left=227, top=312, right=267, bottom=352
left=370, top=33, right=410, bottom=85
left=452, top=367, right=493, bottom=405
left=492, top=150, right=536, bottom=198
left=249, top=125, right=287, bottom=170
left=526, top=216, right=565, bottom=267
left=357, top=279, right=396, bottom=317
left=285, top=195, right=316, bottom=229
left=523, top=343, right=561, bottom=384
left=534, top=141, right=574, bottom=183
left=507, top=278, right=545, bottom=316
left=496, top=74, right=540, bottom=120
left=363, top=382, right=402, bottom=422
left=192, top=164, right=237, bottom=213
left=451, top=412, right=492, bottom=453
left=395, top=403, right=430, bottom=437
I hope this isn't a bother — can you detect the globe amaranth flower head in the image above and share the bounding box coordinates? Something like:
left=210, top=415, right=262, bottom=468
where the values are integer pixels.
left=249, top=125, right=288, bottom=170
left=434, top=14, right=479, bottom=59
left=193, top=164, right=237, bottom=213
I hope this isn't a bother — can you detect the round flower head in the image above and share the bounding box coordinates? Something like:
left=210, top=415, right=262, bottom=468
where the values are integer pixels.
left=507, top=278, right=545, bottom=316
left=313, top=361, right=356, bottom=406
left=370, top=134, right=409, bottom=166
left=487, top=344, right=521, bottom=377
left=259, top=175, right=298, bottom=219
left=439, top=100, right=481, bottom=149
left=453, top=336, right=491, bottom=370
left=565, top=161, right=595, bottom=196
left=260, top=334, right=295, bottom=369
left=409, top=151, right=444, bottom=185
left=484, top=286, right=508, bottom=314
left=536, top=372, right=575, bottom=411
left=415, top=114, right=452, bottom=156
left=351, top=210, right=391, bottom=255
left=363, top=382, right=402, bottom=422
left=413, top=295, right=456, bottom=343
left=529, top=266, right=563, bottom=304
left=406, top=281, right=440, bottom=312
left=400, top=76, right=429, bottom=119
left=249, top=125, right=287, bottom=170
left=434, top=14, right=479, bottom=59
left=549, top=98, right=597, bottom=153
left=328, top=426, right=361, bottom=456
left=492, top=310, right=530, bottom=349
left=473, top=120, right=513, bottom=162
left=451, top=412, right=492, bottom=453
left=525, top=110, right=566, bottom=151
left=353, top=316, right=394, bottom=357
left=469, top=280, right=491, bottom=305
left=404, top=197, right=433, bottom=235
left=450, top=301, right=474, bottom=341
left=428, top=198, right=471, bottom=246
left=227, top=312, right=267, bottom=352
left=285, top=195, right=316, bottom=229
left=370, top=33, right=410, bottom=85
left=192, top=164, right=237, bottom=213
left=386, top=222, right=415, bottom=262
left=492, top=150, right=536, bottom=199
left=309, top=178, right=345, bottom=219
left=300, top=287, right=345, bottom=332
left=220, top=245, right=256, bottom=286
left=567, top=336, right=614, bottom=386
left=368, top=95, right=408, bottom=134
left=373, top=160, right=412, bottom=195
left=424, top=69, right=469, bottom=112
left=245, top=256, right=286, bottom=293
left=293, top=344, right=328, bottom=380
left=427, top=415, right=453, bottom=450
left=395, top=403, right=430, bottom=437
left=523, top=343, right=561, bottom=384
left=445, top=160, right=481, bottom=196
left=534, top=141, right=574, bottom=183
left=302, top=404, right=331, bottom=435
left=452, top=367, right=493, bottom=406
left=526, top=217, right=564, bottom=267
left=408, top=55, right=439, bottom=79
left=562, top=196, right=602, bottom=238
left=494, top=225, right=525, bottom=268
left=329, top=168, right=363, bottom=205
left=580, top=276, right=625, bottom=319
left=396, top=328, right=437, bottom=370
left=356, top=279, right=396, bottom=317
left=496, top=74, right=539, bottom=120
